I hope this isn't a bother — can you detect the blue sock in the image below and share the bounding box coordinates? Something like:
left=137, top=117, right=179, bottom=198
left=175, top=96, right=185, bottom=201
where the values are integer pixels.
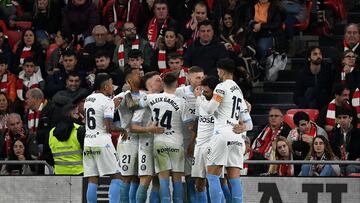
left=136, top=184, right=149, bottom=203
left=150, top=189, right=160, bottom=203
left=196, top=190, right=207, bottom=203
left=186, top=176, right=196, bottom=203
left=229, top=178, right=243, bottom=203
left=222, top=182, right=232, bottom=203
left=221, top=193, right=225, bottom=203
left=173, top=181, right=183, bottom=203
left=207, top=174, right=223, bottom=203
left=109, top=179, right=121, bottom=203
left=159, top=179, right=171, bottom=203
left=120, top=181, right=130, bottom=203
left=86, top=183, right=97, bottom=203
left=129, top=182, right=139, bottom=203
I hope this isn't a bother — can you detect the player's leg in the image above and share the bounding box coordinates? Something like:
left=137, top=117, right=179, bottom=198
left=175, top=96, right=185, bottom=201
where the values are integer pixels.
left=195, top=178, right=207, bottom=203
left=129, top=176, right=139, bottom=203
left=172, top=172, right=184, bottom=203
left=137, top=140, right=154, bottom=203
left=207, top=165, right=224, bottom=203
left=86, top=176, right=99, bottom=203
left=136, top=175, right=152, bottom=203
left=158, top=170, right=171, bottom=203
left=185, top=174, right=196, bottom=203
left=150, top=176, right=160, bottom=203
left=226, top=167, right=242, bottom=203
left=109, top=173, right=123, bottom=203
left=220, top=176, right=232, bottom=203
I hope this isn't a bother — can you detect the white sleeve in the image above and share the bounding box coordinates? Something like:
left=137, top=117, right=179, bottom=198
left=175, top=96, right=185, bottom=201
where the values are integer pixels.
left=202, top=84, right=223, bottom=114
left=195, top=97, right=201, bottom=117
left=239, top=97, right=253, bottom=131
left=104, top=99, right=115, bottom=119
left=139, top=94, right=150, bottom=108
left=181, top=100, right=193, bottom=123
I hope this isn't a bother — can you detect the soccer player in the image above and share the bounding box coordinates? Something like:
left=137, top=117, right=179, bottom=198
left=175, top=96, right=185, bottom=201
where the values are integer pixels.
left=130, top=71, right=165, bottom=203
left=140, top=72, right=193, bottom=203
left=83, top=73, right=127, bottom=203
left=114, top=69, right=144, bottom=202
left=175, top=66, right=204, bottom=203
left=203, top=58, right=253, bottom=203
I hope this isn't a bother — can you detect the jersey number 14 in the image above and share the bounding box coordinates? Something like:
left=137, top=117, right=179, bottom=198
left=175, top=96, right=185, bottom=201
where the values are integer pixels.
left=153, top=108, right=172, bottom=130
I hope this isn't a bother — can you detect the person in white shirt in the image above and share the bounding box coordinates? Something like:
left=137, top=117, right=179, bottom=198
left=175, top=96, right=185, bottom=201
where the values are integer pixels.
left=201, top=58, right=253, bottom=203
left=83, top=73, right=127, bottom=203
left=175, top=66, right=204, bottom=203
left=140, top=72, right=193, bottom=203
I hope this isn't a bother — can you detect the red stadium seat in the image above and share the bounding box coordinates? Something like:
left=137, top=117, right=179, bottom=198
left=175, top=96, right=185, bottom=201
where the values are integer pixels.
left=348, top=173, right=360, bottom=177
left=324, top=0, right=347, bottom=21
left=283, top=109, right=320, bottom=129
left=13, top=21, right=32, bottom=30
left=294, top=0, right=313, bottom=31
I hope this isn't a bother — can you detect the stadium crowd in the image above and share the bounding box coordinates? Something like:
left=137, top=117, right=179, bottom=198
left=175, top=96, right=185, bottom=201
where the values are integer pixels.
left=0, top=0, right=359, bottom=202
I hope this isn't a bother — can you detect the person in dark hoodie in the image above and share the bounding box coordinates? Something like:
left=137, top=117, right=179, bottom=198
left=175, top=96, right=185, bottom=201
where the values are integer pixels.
left=184, top=20, right=228, bottom=77
left=94, top=50, right=125, bottom=88
left=44, top=104, right=85, bottom=175
left=62, top=0, right=100, bottom=46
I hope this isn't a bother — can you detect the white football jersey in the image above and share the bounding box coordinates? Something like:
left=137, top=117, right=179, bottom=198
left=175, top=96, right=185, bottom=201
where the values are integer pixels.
left=175, top=85, right=197, bottom=117
left=140, top=92, right=192, bottom=145
left=84, top=93, right=115, bottom=147
left=195, top=96, right=214, bottom=146
left=213, top=80, right=249, bottom=130
left=131, top=104, right=153, bottom=146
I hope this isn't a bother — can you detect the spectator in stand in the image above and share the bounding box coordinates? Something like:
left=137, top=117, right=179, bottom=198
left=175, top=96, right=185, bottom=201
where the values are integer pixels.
left=0, top=92, right=12, bottom=133
left=0, top=55, right=17, bottom=102
left=62, top=0, right=100, bottom=46
left=280, top=0, right=306, bottom=41
left=52, top=71, right=89, bottom=105
left=125, top=49, right=156, bottom=78
left=343, top=24, right=360, bottom=57
left=13, top=29, right=45, bottom=76
left=32, top=0, right=63, bottom=48
left=317, top=83, right=356, bottom=135
left=288, top=111, right=328, bottom=160
left=293, top=46, right=333, bottom=110
left=15, top=57, right=44, bottom=103
left=25, top=88, right=57, bottom=162
left=162, top=53, right=188, bottom=87
left=81, top=25, right=116, bottom=71
left=245, top=0, right=286, bottom=61
left=0, top=28, right=13, bottom=66
left=241, top=136, right=268, bottom=176
left=331, top=107, right=360, bottom=175
left=252, top=107, right=291, bottom=159
left=113, top=21, right=152, bottom=70
left=219, top=11, right=245, bottom=58
left=151, top=27, right=184, bottom=72
left=182, top=1, right=209, bottom=47
left=44, top=104, right=85, bottom=175
left=0, top=113, right=38, bottom=160
left=102, top=0, right=142, bottom=31
left=1, top=139, right=36, bottom=175
left=46, top=31, right=75, bottom=75
left=300, top=135, right=340, bottom=176
left=268, top=136, right=295, bottom=176
left=142, top=0, right=177, bottom=49
left=334, top=50, right=360, bottom=91
left=45, top=49, right=86, bottom=98
left=352, top=87, right=360, bottom=129
left=220, top=0, right=250, bottom=28
left=184, top=20, right=228, bottom=77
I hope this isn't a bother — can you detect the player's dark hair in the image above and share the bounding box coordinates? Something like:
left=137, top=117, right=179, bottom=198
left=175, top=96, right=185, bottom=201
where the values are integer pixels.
left=163, top=72, right=178, bottom=87
left=216, top=58, right=235, bottom=74
left=293, top=111, right=310, bottom=126
left=201, top=76, right=219, bottom=91
left=143, top=71, right=160, bottom=87
left=93, top=73, right=112, bottom=91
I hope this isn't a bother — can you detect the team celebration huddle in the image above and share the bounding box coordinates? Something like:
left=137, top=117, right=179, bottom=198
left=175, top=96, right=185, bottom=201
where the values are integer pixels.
left=84, top=58, right=252, bottom=203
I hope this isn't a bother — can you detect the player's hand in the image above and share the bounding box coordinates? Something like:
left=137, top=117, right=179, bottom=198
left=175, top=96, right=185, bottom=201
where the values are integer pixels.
left=253, top=23, right=261, bottom=32
left=147, top=123, right=165, bottom=134
left=233, top=121, right=246, bottom=134
left=113, top=97, right=123, bottom=108
left=194, top=86, right=202, bottom=97
left=120, top=128, right=128, bottom=141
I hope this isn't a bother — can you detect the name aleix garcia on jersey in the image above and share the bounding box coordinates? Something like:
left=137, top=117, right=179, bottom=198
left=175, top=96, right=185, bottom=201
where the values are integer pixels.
left=148, top=96, right=180, bottom=111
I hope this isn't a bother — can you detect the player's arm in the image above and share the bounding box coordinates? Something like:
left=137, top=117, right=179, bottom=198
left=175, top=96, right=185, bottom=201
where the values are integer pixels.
left=201, top=86, right=224, bottom=115
left=104, top=118, right=128, bottom=140
left=239, top=102, right=253, bottom=131
left=130, top=108, right=164, bottom=134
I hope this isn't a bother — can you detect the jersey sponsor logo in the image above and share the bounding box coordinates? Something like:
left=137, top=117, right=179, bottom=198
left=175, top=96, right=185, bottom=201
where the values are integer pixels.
left=227, top=141, right=243, bottom=146
left=199, top=115, right=214, bottom=123
left=85, top=97, right=96, bottom=102
left=84, top=149, right=101, bottom=156
left=164, top=130, right=175, bottom=135
left=85, top=133, right=97, bottom=138
left=215, top=89, right=225, bottom=95
left=156, top=147, right=180, bottom=154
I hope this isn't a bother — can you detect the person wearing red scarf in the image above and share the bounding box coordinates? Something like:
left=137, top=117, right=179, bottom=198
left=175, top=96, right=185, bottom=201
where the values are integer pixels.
left=335, top=50, right=359, bottom=91
left=144, top=0, right=177, bottom=49
left=0, top=56, right=16, bottom=102
left=268, top=136, right=295, bottom=176
left=160, top=52, right=188, bottom=87
left=183, top=1, right=208, bottom=47
left=343, top=24, right=360, bottom=56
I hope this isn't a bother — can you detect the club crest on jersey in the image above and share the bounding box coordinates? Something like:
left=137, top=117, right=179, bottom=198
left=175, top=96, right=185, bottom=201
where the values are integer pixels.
left=140, top=164, right=147, bottom=171
left=122, top=165, right=128, bottom=171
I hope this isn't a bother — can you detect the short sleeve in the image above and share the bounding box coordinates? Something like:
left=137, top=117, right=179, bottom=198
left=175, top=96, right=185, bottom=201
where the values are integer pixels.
left=195, top=97, right=201, bottom=117
left=139, top=94, right=150, bottom=108
left=181, top=99, right=193, bottom=122
left=104, top=98, right=115, bottom=119
left=213, top=83, right=225, bottom=102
